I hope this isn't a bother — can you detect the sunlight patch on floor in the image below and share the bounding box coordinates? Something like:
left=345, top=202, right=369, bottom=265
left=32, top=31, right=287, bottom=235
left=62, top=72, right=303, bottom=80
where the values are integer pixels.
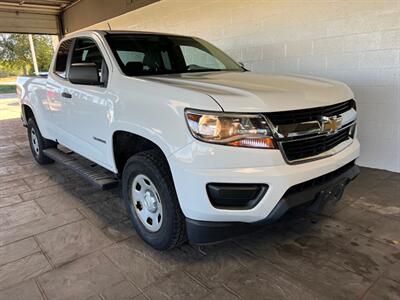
left=0, top=95, right=20, bottom=121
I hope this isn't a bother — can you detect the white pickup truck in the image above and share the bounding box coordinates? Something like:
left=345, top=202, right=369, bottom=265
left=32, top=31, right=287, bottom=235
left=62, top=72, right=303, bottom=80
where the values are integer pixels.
left=17, top=30, right=360, bottom=250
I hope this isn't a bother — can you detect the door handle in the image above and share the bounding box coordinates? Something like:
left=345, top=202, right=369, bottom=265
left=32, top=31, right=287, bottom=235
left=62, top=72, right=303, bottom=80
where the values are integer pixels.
left=61, top=92, right=72, bottom=99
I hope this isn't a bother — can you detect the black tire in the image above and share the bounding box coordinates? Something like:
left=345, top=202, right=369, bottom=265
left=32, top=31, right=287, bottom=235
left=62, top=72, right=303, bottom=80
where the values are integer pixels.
left=122, top=149, right=186, bottom=250
left=27, top=118, right=56, bottom=165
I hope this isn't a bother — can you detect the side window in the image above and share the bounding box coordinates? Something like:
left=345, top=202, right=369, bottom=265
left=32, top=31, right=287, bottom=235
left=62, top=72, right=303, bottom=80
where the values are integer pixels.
left=71, top=38, right=103, bottom=67
left=70, top=37, right=108, bottom=85
left=180, top=45, right=224, bottom=70
left=54, top=39, right=73, bottom=78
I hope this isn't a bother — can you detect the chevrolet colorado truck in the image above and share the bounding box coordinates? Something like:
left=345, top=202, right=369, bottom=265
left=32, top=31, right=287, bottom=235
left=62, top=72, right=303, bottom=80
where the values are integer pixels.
left=17, top=30, right=360, bottom=250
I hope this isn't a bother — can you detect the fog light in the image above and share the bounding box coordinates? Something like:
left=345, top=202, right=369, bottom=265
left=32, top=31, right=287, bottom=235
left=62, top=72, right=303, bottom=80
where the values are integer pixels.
left=207, top=183, right=268, bottom=209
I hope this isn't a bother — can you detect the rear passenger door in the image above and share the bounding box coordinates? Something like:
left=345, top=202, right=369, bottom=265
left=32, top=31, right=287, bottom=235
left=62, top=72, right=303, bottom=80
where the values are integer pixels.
left=56, top=36, right=113, bottom=169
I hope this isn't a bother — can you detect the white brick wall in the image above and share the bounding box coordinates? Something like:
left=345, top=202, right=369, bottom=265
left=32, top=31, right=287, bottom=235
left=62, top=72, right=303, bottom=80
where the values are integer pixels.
left=87, top=0, right=400, bottom=172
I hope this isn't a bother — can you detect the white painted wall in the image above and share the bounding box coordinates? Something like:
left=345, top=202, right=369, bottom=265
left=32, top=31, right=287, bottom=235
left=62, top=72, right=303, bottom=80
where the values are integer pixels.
left=86, top=0, right=400, bottom=172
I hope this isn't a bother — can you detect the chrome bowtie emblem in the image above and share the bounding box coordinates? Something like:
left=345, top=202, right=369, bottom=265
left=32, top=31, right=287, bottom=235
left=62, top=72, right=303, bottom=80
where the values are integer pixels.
left=320, top=116, right=342, bottom=134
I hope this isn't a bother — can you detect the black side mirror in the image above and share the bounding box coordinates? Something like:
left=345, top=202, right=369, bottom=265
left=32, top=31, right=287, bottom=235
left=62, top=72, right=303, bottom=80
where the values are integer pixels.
left=68, top=63, right=100, bottom=85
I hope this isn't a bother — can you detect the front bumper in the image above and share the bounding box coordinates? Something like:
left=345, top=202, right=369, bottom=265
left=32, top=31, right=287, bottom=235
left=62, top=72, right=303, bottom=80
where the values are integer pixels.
left=186, top=161, right=359, bottom=244
left=169, top=138, right=360, bottom=223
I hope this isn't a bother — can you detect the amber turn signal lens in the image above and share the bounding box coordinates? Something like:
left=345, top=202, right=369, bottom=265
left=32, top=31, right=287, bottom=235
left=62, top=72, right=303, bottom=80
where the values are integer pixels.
left=228, top=137, right=275, bottom=149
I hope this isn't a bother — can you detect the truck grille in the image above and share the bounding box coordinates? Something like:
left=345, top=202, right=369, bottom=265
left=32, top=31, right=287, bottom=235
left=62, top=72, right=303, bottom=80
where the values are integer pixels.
left=264, top=100, right=356, bottom=164
left=267, top=100, right=355, bottom=125
left=280, top=127, right=351, bottom=161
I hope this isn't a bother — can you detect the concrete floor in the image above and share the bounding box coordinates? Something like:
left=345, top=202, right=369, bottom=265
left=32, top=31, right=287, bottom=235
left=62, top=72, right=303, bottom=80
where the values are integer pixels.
left=0, top=96, right=399, bottom=299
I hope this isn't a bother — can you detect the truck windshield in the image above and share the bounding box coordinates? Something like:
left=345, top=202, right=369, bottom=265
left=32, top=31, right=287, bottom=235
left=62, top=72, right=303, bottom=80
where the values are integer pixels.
left=105, top=33, right=244, bottom=76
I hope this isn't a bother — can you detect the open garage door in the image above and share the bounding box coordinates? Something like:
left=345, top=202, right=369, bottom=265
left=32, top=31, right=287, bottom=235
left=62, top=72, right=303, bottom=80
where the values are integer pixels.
left=0, top=1, right=77, bottom=35
left=0, top=11, right=59, bottom=35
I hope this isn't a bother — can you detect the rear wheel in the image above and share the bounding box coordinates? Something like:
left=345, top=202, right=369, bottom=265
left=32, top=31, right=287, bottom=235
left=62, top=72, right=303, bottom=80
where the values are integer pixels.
left=122, top=149, right=186, bottom=250
left=27, top=118, right=56, bottom=165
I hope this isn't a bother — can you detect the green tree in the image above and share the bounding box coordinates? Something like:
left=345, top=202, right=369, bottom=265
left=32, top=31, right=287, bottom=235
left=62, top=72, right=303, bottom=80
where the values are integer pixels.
left=34, top=35, right=54, bottom=72
left=0, top=34, right=30, bottom=75
left=0, top=34, right=54, bottom=76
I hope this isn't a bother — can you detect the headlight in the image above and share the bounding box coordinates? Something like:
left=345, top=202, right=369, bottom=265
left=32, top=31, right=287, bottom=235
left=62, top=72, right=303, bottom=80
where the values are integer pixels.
left=185, top=109, right=276, bottom=149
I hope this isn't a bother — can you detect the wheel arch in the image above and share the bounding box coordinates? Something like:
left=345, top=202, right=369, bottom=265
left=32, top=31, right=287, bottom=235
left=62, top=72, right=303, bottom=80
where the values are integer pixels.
left=112, top=130, right=172, bottom=176
left=22, top=104, right=35, bottom=125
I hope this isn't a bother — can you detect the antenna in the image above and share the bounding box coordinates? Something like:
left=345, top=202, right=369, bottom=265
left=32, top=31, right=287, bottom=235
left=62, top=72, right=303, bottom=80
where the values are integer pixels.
left=107, top=22, right=112, bottom=30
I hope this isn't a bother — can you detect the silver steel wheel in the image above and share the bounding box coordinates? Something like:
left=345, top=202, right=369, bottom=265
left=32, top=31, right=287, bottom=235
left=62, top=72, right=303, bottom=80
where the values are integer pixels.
left=131, top=174, right=163, bottom=232
left=30, top=128, right=40, bottom=156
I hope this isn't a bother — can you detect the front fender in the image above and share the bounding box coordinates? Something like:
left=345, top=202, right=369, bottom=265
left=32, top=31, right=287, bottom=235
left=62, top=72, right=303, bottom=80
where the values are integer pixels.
left=108, top=120, right=193, bottom=162
left=106, top=75, right=222, bottom=172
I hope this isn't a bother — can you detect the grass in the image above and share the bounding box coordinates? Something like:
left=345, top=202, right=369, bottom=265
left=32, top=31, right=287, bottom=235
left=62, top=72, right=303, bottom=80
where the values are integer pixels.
left=0, top=85, right=16, bottom=94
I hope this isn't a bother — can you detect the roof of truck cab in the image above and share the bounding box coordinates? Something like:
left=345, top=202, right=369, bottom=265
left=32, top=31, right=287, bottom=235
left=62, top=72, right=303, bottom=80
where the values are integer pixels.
left=60, top=30, right=197, bottom=42
left=102, top=30, right=192, bottom=38
left=62, top=30, right=196, bottom=43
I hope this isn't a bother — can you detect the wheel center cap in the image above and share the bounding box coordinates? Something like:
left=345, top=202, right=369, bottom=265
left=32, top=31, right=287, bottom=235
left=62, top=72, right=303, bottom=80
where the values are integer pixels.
left=143, top=190, right=157, bottom=213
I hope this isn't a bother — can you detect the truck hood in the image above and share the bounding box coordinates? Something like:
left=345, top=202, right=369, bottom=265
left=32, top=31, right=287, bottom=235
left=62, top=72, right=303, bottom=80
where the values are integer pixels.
left=146, top=72, right=354, bottom=112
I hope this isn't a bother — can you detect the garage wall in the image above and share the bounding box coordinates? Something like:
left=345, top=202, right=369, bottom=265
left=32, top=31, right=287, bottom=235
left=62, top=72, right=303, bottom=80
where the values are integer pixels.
left=86, top=0, right=400, bottom=172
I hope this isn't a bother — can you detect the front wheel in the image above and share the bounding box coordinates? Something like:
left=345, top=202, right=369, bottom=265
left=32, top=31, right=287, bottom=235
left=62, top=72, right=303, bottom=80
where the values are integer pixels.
left=27, top=118, right=56, bottom=165
left=122, top=149, right=186, bottom=250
